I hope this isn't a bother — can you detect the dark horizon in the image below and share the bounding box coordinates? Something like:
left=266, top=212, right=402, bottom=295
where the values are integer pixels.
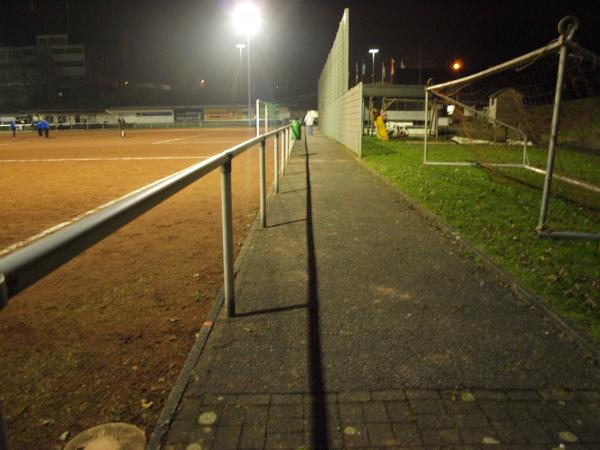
left=1, top=0, right=600, bottom=106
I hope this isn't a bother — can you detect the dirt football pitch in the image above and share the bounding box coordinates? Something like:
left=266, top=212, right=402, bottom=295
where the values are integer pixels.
left=0, top=127, right=277, bottom=449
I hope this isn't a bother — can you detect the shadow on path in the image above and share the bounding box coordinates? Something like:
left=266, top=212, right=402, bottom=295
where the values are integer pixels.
left=304, top=136, right=329, bottom=449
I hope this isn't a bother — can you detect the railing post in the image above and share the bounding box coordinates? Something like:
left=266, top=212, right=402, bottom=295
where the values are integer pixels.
left=282, top=129, right=288, bottom=175
left=220, top=159, right=235, bottom=317
left=259, top=139, right=267, bottom=228
left=274, top=133, right=280, bottom=194
left=280, top=132, right=285, bottom=176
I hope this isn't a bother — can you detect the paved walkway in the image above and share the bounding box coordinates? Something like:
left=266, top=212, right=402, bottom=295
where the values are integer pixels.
left=157, top=132, right=600, bottom=449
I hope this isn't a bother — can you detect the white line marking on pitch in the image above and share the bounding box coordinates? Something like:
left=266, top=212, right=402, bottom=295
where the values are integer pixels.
left=0, top=156, right=211, bottom=163
left=0, top=167, right=191, bottom=257
left=152, top=135, right=206, bottom=144
left=156, top=140, right=245, bottom=145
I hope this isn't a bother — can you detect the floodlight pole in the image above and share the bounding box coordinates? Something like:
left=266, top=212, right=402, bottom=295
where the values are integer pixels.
left=247, top=34, right=251, bottom=126
left=369, top=49, right=379, bottom=84
left=236, top=43, right=246, bottom=103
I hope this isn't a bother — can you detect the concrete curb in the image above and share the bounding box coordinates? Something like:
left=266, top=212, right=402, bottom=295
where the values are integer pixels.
left=351, top=144, right=600, bottom=363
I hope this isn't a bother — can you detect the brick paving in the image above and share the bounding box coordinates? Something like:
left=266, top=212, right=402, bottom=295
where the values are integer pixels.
left=164, top=389, right=600, bottom=449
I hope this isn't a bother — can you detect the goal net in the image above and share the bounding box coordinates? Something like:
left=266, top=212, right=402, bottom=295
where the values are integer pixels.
left=424, top=17, right=600, bottom=239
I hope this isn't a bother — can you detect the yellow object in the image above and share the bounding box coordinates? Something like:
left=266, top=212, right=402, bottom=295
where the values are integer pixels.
left=375, top=116, right=389, bottom=141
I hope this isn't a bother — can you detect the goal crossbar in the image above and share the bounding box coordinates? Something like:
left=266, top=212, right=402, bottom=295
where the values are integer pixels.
left=428, top=40, right=562, bottom=92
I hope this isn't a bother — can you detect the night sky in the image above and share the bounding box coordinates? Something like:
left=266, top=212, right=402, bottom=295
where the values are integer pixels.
left=1, top=0, right=600, bottom=105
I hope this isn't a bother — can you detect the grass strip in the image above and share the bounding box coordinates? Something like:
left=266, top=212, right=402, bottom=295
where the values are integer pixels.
left=362, top=137, right=600, bottom=344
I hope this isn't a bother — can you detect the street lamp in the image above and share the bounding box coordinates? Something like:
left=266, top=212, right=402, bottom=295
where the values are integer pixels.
left=232, top=2, right=261, bottom=123
left=369, top=48, right=379, bottom=84
left=451, top=59, right=464, bottom=74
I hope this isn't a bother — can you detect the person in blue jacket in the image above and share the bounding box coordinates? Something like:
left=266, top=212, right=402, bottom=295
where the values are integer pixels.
left=33, top=120, right=43, bottom=137
left=9, top=120, right=16, bottom=138
left=40, top=119, right=49, bottom=138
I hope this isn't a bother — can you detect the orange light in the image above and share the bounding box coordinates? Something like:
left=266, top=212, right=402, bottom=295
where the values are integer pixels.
left=451, top=60, right=463, bottom=72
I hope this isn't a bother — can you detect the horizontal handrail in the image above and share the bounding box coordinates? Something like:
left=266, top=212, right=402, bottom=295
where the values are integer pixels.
left=0, top=124, right=292, bottom=308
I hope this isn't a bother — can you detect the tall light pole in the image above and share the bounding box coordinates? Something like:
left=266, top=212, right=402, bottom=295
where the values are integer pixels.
left=232, top=3, right=261, bottom=124
left=235, top=43, right=246, bottom=103
left=369, top=48, right=379, bottom=84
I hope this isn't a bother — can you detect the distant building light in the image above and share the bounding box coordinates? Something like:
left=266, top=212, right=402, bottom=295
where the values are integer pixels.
left=451, top=59, right=463, bottom=72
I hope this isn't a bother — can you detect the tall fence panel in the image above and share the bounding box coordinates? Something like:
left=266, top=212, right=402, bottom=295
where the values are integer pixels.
left=319, top=83, right=363, bottom=156
left=317, top=8, right=362, bottom=156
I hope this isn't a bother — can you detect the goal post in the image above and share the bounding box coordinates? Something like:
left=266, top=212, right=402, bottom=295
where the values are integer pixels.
left=422, top=16, right=599, bottom=240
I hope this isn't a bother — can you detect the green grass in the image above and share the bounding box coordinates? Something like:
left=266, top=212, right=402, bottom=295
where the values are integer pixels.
left=363, top=137, right=600, bottom=344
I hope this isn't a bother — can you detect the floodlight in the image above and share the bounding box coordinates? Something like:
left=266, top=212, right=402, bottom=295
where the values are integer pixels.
left=369, top=49, right=379, bottom=83
left=232, top=2, right=262, bottom=36
left=235, top=44, right=246, bottom=50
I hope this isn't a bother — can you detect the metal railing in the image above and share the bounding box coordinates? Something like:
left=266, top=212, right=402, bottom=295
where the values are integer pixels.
left=0, top=124, right=293, bottom=317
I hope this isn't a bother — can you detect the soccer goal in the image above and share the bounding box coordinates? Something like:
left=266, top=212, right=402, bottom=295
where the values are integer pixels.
left=423, top=16, right=600, bottom=240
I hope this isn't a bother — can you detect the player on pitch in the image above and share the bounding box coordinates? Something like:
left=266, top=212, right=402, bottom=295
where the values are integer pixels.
left=118, top=116, right=127, bottom=138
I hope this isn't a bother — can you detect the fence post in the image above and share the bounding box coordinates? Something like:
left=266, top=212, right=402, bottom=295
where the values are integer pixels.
left=274, top=133, right=280, bottom=194
left=220, top=159, right=235, bottom=317
left=259, top=139, right=267, bottom=228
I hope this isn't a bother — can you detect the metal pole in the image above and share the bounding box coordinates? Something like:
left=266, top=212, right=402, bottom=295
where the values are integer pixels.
left=283, top=129, right=288, bottom=174
left=281, top=131, right=286, bottom=176
left=371, top=52, right=375, bottom=84
left=220, top=159, right=235, bottom=317
left=537, top=30, right=570, bottom=232
left=274, top=132, right=280, bottom=194
left=423, top=81, right=430, bottom=163
left=256, top=98, right=260, bottom=137
left=247, top=34, right=251, bottom=127
left=259, top=139, right=266, bottom=228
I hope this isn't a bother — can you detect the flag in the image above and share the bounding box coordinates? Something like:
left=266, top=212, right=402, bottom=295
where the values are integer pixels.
left=381, top=62, right=386, bottom=84
left=390, top=58, right=396, bottom=83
